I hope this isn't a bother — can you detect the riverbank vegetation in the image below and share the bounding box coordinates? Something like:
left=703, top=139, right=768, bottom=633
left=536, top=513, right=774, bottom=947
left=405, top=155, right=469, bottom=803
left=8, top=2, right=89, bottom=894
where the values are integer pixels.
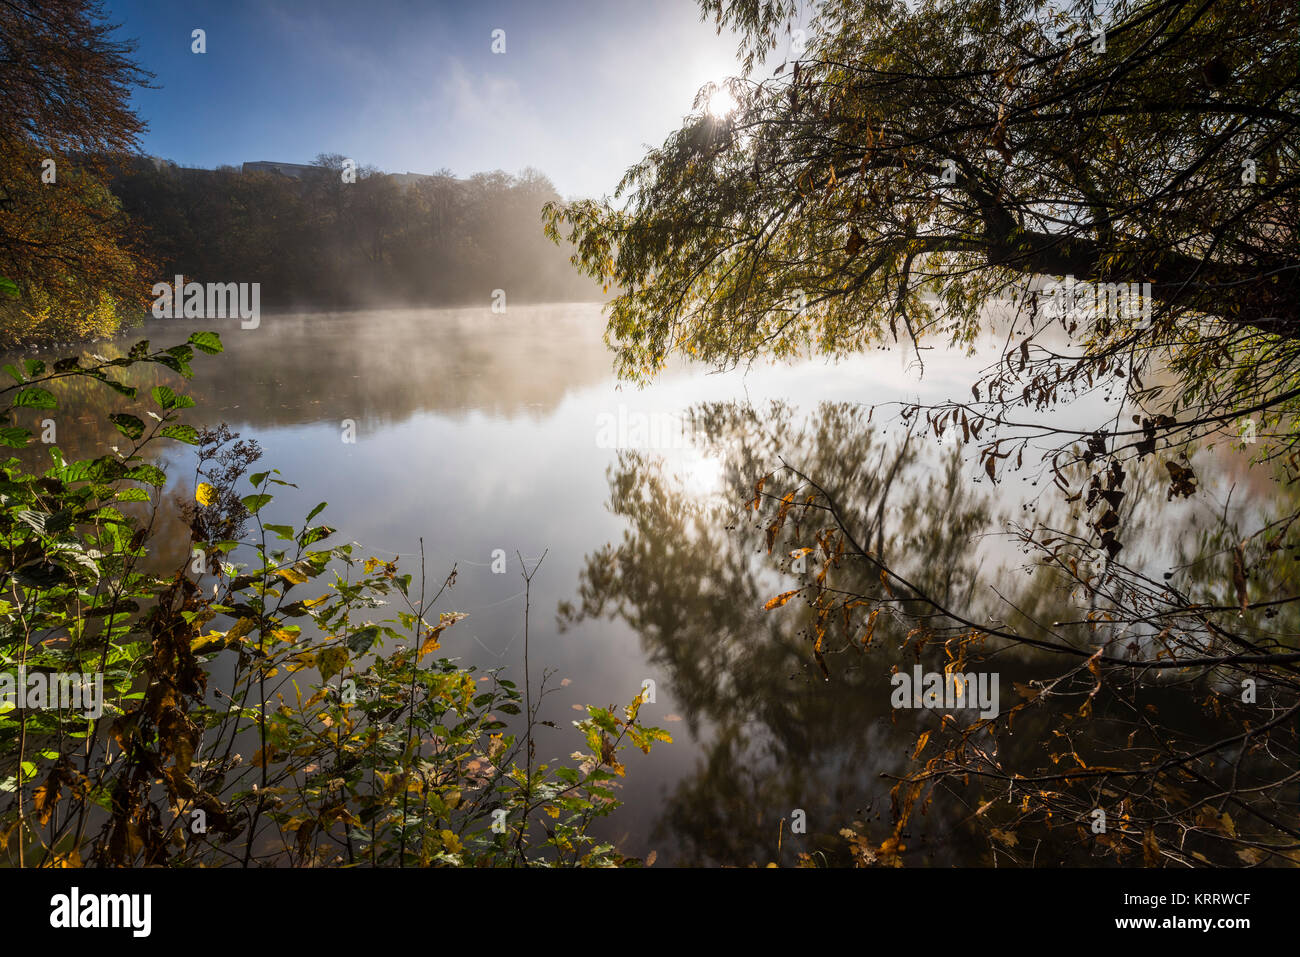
left=0, top=333, right=668, bottom=865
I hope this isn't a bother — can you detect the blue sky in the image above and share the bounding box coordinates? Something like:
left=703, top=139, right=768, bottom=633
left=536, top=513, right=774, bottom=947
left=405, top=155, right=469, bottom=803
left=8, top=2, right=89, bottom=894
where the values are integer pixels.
left=102, top=0, right=749, bottom=199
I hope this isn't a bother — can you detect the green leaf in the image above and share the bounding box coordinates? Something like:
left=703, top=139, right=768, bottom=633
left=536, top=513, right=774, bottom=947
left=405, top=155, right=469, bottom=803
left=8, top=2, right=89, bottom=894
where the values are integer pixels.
left=188, top=331, right=223, bottom=355
left=126, top=464, right=167, bottom=488
left=55, top=460, right=91, bottom=483
left=241, top=493, right=273, bottom=514
left=159, top=424, right=200, bottom=445
left=116, top=488, right=151, bottom=502
left=0, top=277, right=18, bottom=299
left=151, top=354, right=192, bottom=378
left=586, top=707, right=619, bottom=734
left=108, top=413, right=145, bottom=440
left=16, top=509, right=74, bottom=535
left=346, top=625, right=381, bottom=655
left=299, top=525, right=333, bottom=547
left=90, top=456, right=128, bottom=482
left=13, top=387, right=57, bottom=409
left=318, top=646, right=348, bottom=682
left=101, top=379, right=138, bottom=399
left=0, top=427, right=31, bottom=448
left=23, top=359, right=45, bottom=378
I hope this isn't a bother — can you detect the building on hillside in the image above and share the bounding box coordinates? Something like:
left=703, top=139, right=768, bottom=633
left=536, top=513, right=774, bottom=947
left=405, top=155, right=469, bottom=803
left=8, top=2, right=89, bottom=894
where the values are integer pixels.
left=242, top=161, right=467, bottom=191
left=241, top=160, right=320, bottom=180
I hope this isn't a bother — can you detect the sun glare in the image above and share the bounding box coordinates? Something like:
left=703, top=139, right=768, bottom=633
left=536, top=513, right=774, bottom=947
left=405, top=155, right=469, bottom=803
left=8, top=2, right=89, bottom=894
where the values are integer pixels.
left=678, top=449, right=727, bottom=499
left=704, top=83, right=739, bottom=118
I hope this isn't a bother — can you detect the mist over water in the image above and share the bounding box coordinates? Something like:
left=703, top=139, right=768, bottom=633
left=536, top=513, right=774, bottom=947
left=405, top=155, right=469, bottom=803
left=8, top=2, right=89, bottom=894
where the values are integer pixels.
left=2, top=303, right=1254, bottom=863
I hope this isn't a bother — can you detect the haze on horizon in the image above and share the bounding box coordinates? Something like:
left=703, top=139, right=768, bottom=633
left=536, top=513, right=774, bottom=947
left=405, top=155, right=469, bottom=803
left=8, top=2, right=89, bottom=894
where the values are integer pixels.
left=103, top=0, right=772, bottom=199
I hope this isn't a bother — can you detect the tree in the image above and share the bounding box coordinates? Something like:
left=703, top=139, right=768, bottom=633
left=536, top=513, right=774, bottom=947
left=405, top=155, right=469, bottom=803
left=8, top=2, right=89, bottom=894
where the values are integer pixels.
left=545, top=0, right=1300, bottom=865
left=545, top=0, right=1296, bottom=375
left=110, top=159, right=599, bottom=311
left=0, top=0, right=155, bottom=344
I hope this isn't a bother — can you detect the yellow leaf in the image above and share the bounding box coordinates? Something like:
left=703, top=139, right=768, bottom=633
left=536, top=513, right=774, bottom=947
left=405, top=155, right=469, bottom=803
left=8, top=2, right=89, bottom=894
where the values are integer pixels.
left=765, top=589, right=801, bottom=610
left=195, top=482, right=217, bottom=506
left=190, top=631, right=227, bottom=655
left=912, top=731, right=930, bottom=760
left=274, top=566, right=311, bottom=586
left=285, top=650, right=317, bottom=672
left=419, top=613, right=466, bottom=661
left=418, top=632, right=442, bottom=660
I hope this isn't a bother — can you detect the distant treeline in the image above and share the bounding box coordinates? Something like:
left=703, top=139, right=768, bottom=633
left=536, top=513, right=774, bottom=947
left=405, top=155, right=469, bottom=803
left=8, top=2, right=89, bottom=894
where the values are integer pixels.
left=108, top=155, right=602, bottom=310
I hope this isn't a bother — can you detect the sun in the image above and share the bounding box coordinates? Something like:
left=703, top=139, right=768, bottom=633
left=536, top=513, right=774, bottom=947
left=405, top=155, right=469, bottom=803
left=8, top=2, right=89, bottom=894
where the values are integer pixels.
left=703, top=83, right=739, bottom=119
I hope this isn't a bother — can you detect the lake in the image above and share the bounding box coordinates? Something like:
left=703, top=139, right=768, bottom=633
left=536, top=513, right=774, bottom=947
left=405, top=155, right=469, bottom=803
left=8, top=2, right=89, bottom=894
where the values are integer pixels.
left=9, top=303, right=1264, bottom=865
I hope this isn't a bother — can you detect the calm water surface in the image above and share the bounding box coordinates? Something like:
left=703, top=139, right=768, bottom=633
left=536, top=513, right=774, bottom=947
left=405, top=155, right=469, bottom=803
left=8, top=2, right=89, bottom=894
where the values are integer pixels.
left=14, top=303, right=1259, bottom=864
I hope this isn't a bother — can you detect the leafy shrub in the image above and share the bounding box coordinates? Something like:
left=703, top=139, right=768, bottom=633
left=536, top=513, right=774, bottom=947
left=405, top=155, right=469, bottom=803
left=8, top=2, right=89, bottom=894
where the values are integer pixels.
left=0, top=282, right=135, bottom=349
left=0, top=328, right=667, bottom=866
